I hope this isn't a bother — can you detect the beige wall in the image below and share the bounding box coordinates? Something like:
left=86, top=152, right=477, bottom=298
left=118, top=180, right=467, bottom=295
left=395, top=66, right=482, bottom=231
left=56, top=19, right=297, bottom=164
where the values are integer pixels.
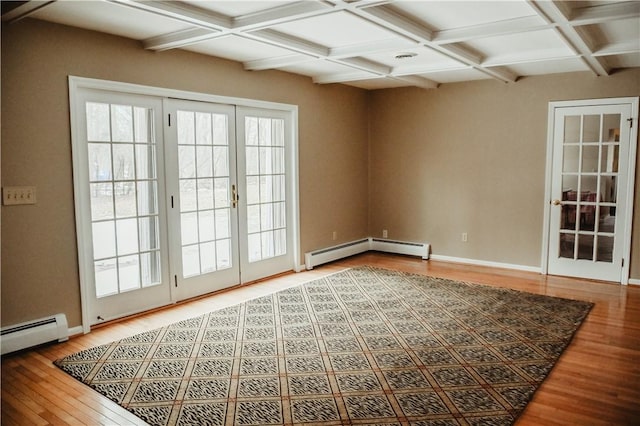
left=1, top=19, right=370, bottom=327
left=2, top=18, right=639, bottom=330
left=368, top=70, right=640, bottom=275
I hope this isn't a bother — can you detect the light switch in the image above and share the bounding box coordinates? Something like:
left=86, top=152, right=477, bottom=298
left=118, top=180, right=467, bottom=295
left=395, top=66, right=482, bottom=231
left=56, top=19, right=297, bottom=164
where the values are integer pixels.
left=2, top=186, right=37, bottom=205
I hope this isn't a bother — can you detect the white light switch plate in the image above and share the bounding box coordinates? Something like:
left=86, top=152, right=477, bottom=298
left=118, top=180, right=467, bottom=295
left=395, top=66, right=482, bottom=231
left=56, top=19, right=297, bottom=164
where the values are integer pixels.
left=2, top=186, right=37, bottom=205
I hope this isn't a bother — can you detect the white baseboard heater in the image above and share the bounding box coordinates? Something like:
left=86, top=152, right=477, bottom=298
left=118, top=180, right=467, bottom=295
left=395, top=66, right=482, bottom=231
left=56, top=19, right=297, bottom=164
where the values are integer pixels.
left=305, top=237, right=430, bottom=270
left=1, top=313, right=69, bottom=355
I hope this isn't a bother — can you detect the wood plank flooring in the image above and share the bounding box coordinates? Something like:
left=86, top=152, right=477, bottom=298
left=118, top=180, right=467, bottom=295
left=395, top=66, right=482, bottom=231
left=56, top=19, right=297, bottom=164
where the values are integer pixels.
left=2, top=252, right=639, bottom=425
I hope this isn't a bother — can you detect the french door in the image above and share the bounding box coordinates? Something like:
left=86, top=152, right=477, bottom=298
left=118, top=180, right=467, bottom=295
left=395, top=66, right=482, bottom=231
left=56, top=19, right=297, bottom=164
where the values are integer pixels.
left=165, top=101, right=294, bottom=300
left=72, top=82, right=297, bottom=327
left=73, top=90, right=172, bottom=323
left=164, top=100, right=240, bottom=300
left=546, top=98, right=638, bottom=283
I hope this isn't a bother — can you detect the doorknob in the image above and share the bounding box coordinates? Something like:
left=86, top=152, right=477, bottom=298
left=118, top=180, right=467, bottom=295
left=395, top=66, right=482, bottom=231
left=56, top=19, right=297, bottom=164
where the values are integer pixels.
left=552, top=199, right=562, bottom=206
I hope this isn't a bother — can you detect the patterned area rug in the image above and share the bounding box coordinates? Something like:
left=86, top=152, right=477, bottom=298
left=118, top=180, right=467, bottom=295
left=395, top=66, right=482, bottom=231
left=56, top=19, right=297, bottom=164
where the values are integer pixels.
left=55, top=266, right=592, bottom=425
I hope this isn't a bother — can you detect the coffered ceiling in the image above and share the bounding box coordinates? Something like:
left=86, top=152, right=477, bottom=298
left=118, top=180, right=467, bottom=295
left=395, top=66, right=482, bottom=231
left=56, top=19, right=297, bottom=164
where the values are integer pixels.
left=3, top=0, right=640, bottom=90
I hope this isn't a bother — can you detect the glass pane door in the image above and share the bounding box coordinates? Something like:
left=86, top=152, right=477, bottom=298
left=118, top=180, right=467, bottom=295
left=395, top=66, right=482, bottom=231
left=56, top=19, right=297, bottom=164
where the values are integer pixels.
left=165, top=100, right=239, bottom=301
left=75, top=91, right=171, bottom=324
left=237, top=108, right=294, bottom=283
left=548, top=103, right=633, bottom=282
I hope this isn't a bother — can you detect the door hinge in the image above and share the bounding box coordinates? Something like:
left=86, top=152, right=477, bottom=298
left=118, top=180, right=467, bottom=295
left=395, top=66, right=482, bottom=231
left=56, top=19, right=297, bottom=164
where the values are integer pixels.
left=622, top=258, right=624, bottom=267
left=168, top=113, right=171, bottom=127
left=171, top=195, right=174, bottom=208
left=628, top=118, right=633, bottom=128
left=174, top=275, right=178, bottom=287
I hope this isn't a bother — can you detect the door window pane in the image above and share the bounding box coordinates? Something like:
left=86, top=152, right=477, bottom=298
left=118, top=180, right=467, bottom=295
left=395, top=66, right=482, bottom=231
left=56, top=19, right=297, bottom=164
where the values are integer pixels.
left=196, top=112, right=212, bottom=145
left=597, top=236, right=614, bottom=263
left=115, top=182, right=136, bottom=218
left=88, top=143, right=112, bottom=181
left=559, top=233, right=575, bottom=259
left=197, top=146, right=213, bottom=177
left=118, top=254, right=140, bottom=291
left=577, top=234, right=594, bottom=260
left=139, top=217, right=159, bottom=251
left=86, top=103, right=111, bottom=141
left=182, top=245, right=200, bottom=278
left=563, top=116, right=580, bottom=143
left=581, top=145, right=600, bottom=172
left=117, top=219, right=139, bottom=255
left=111, top=105, right=133, bottom=142
left=90, top=183, right=114, bottom=220
left=180, top=179, right=197, bottom=212
left=141, top=251, right=161, bottom=287
left=95, top=259, right=118, bottom=297
left=181, top=212, right=198, bottom=245
left=582, top=115, right=600, bottom=143
left=113, top=144, right=135, bottom=180
left=92, top=221, right=116, bottom=259
left=200, top=242, right=216, bottom=273
left=136, top=144, right=156, bottom=179
left=137, top=181, right=158, bottom=216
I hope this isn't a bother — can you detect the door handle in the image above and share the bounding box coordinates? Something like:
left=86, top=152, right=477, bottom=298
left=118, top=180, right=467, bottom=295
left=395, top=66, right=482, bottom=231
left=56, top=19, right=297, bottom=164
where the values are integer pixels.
left=552, top=199, right=562, bottom=206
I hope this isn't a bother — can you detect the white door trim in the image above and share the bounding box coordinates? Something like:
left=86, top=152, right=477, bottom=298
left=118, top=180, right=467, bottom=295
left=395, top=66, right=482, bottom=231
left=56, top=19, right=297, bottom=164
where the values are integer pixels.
left=541, top=97, right=639, bottom=284
left=69, top=76, right=301, bottom=333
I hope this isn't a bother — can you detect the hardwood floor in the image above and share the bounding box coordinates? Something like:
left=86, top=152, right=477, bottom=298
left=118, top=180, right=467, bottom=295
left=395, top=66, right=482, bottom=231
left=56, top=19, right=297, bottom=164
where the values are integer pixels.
left=2, top=252, right=639, bottom=425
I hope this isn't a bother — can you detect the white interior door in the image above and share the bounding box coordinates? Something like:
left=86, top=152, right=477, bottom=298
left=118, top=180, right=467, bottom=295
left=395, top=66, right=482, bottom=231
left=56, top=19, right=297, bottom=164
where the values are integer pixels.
left=547, top=99, right=638, bottom=283
left=165, top=100, right=240, bottom=301
left=73, top=90, right=172, bottom=324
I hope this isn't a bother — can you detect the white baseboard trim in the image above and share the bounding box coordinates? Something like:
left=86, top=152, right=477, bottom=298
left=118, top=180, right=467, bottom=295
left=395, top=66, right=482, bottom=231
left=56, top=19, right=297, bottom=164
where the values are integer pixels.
left=68, top=325, right=85, bottom=337
left=429, top=254, right=542, bottom=274
left=301, top=238, right=541, bottom=275
left=628, top=278, right=640, bottom=286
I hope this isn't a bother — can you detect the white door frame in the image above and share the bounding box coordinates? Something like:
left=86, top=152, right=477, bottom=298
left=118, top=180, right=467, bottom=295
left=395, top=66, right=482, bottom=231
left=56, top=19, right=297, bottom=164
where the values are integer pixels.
left=541, top=96, right=639, bottom=284
left=69, top=76, right=301, bottom=333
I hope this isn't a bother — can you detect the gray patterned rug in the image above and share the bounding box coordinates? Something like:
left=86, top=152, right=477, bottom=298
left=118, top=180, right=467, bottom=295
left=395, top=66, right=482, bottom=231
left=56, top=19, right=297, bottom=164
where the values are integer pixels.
left=55, top=266, right=592, bottom=425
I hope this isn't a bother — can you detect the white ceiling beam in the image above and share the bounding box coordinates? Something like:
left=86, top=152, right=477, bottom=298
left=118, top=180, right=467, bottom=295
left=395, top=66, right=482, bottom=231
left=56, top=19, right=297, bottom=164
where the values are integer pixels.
left=313, top=71, right=381, bottom=85
left=569, top=1, right=640, bottom=26
left=143, top=28, right=219, bottom=51
left=433, top=16, right=553, bottom=45
left=245, top=29, right=330, bottom=58
left=1, top=0, right=56, bottom=23
left=353, top=4, right=434, bottom=42
left=244, top=54, right=317, bottom=71
left=391, top=75, right=439, bottom=90
left=528, top=0, right=610, bottom=76
left=329, top=38, right=417, bottom=60
left=233, top=1, right=333, bottom=31
left=108, top=0, right=231, bottom=30
left=593, top=40, right=640, bottom=57
left=337, top=57, right=391, bottom=75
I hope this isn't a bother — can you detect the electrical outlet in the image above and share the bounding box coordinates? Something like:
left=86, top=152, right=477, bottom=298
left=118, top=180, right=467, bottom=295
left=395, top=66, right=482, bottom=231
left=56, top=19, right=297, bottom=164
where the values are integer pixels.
left=2, top=186, right=37, bottom=205
left=332, top=231, right=337, bottom=241
left=461, top=232, right=468, bottom=242
left=382, top=229, right=388, bottom=238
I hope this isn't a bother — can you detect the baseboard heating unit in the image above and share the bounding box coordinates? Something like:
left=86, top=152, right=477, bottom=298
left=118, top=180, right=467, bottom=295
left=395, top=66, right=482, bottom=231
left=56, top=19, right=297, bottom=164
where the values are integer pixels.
left=1, top=313, right=69, bottom=355
left=305, top=237, right=430, bottom=270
